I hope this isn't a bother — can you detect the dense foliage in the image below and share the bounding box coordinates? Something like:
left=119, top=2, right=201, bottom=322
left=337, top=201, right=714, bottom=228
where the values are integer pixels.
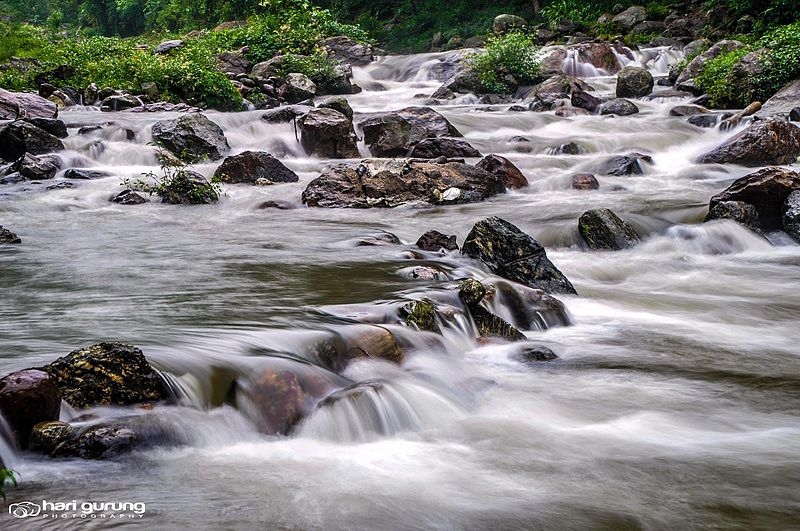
left=696, top=21, right=800, bottom=107
left=468, top=32, right=540, bottom=93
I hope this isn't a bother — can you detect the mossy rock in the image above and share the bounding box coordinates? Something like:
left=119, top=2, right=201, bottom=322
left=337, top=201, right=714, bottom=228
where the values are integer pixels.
left=403, top=299, right=441, bottom=333
left=40, top=342, right=170, bottom=409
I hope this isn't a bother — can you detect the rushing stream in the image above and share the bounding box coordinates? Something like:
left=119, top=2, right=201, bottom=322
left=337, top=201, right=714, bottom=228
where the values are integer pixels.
left=1, top=47, right=800, bottom=529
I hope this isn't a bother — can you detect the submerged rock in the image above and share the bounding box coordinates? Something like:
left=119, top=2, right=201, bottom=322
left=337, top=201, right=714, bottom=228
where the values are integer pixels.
left=214, top=151, right=298, bottom=184
left=783, top=191, right=800, bottom=241
left=64, top=168, right=109, bottom=180
left=39, top=342, right=170, bottom=409
left=159, top=170, right=219, bottom=205
left=571, top=173, right=599, bottom=190
left=0, top=226, right=22, bottom=244
left=461, top=217, right=576, bottom=294
left=697, top=119, right=800, bottom=167
left=112, top=189, right=149, bottom=205
left=0, top=369, right=61, bottom=448
left=602, top=153, right=654, bottom=175
left=8, top=153, right=60, bottom=180
left=512, top=345, right=558, bottom=363
left=475, top=154, right=528, bottom=189
left=578, top=208, right=640, bottom=250
left=708, top=167, right=800, bottom=231
left=240, top=369, right=307, bottom=435
left=705, top=200, right=761, bottom=232
left=0, top=121, right=65, bottom=162
left=298, top=108, right=360, bottom=159
left=402, top=299, right=441, bottom=333
left=458, top=278, right=525, bottom=341
left=151, top=113, right=230, bottom=162
left=416, top=230, right=458, bottom=251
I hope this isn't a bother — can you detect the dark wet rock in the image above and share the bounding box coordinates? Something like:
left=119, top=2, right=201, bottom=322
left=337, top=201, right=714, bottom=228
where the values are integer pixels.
left=676, top=40, right=745, bottom=91
left=602, top=153, right=654, bottom=175
left=261, top=105, right=312, bottom=123
left=409, top=137, right=480, bottom=159
left=52, top=423, right=142, bottom=459
left=709, top=167, right=800, bottom=231
left=214, top=151, right=298, bottom=184
left=0, top=87, right=58, bottom=120
left=571, top=90, right=602, bottom=113
left=417, top=230, right=458, bottom=251
left=298, top=108, right=359, bottom=159
left=281, top=73, right=317, bottom=104
left=612, top=6, right=647, bottom=29
left=390, top=107, right=462, bottom=138
left=158, top=170, right=219, bottom=205
left=39, top=342, right=169, bottom=409
left=64, top=168, right=109, bottom=180
left=698, top=119, right=800, bottom=167
left=100, top=94, right=142, bottom=112
left=571, top=173, right=599, bottom=190
left=553, top=142, right=583, bottom=155
left=360, top=114, right=428, bottom=157
left=315, top=96, right=353, bottom=121
left=461, top=217, right=576, bottom=294
left=323, top=36, right=374, bottom=66
left=402, top=299, right=441, bottom=333
left=240, top=368, right=307, bottom=435
left=151, top=114, right=229, bottom=163
left=309, top=326, right=404, bottom=373
left=154, top=39, right=184, bottom=54
left=578, top=208, right=640, bottom=250
left=23, top=117, right=67, bottom=138
left=705, top=200, right=761, bottom=232
left=0, top=369, right=61, bottom=448
left=490, top=280, right=570, bottom=330
left=458, top=278, right=525, bottom=341
left=0, top=226, right=22, bottom=244
left=783, top=191, right=800, bottom=241
left=0, top=121, right=64, bottom=161
left=9, top=153, right=60, bottom=180
left=600, top=98, right=639, bottom=116
left=523, top=74, right=571, bottom=98
left=77, top=125, right=103, bottom=135
left=303, top=160, right=504, bottom=208
left=688, top=114, right=721, bottom=128
left=476, top=154, right=528, bottom=189
left=354, top=231, right=401, bottom=246
left=45, top=182, right=76, bottom=190
left=616, top=66, right=654, bottom=98
left=670, top=104, right=709, bottom=117
left=492, top=14, right=527, bottom=35
left=512, top=345, right=558, bottom=362
left=112, top=189, right=148, bottom=205
left=257, top=200, right=295, bottom=210
left=29, top=421, right=74, bottom=454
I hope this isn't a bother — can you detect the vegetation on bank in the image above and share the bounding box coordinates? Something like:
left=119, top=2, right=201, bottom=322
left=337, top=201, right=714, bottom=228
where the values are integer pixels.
left=468, top=32, right=541, bottom=94
left=0, top=1, right=368, bottom=109
left=695, top=21, right=800, bottom=107
left=0, top=468, right=16, bottom=500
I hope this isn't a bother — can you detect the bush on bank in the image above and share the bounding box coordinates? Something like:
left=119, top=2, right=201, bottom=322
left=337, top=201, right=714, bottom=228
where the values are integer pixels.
left=467, top=32, right=541, bottom=93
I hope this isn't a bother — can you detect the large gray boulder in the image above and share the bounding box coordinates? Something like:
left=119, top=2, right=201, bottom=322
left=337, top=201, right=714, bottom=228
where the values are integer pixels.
left=0, top=88, right=58, bottom=120
left=675, top=40, right=745, bottom=90
left=408, top=137, right=480, bottom=158
left=0, top=121, right=64, bottom=162
left=360, top=114, right=428, bottom=157
left=708, top=167, right=800, bottom=230
left=705, top=200, right=762, bottom=232
left=612, top=6, right=647, bottom=30
left=578, top=208, right=640, bottom=250
left=461, top=217, right=576, bottom=295
left=323, top=36, right=374, bottom=66
left=7, top=153, right=60, bottom=180
left=298, top=108, right=359, bottom=159
left=213, top=151, right=298, bottom=184
left=758, top=79, right=800, bottom=119
left=281, top=73, right=317, bottom=103
left=151, top=113, right=230, bottom=162
left=698, top=119, right=800, bottom=167
left=616, top=66, right=654, bottom=98
left=492, top=14, right=527, bottom=35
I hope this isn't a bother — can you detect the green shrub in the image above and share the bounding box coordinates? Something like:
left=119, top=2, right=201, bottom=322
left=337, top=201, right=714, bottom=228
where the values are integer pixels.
left=467, top=32, right=540, bottom=94
left=695, top=47, right=750, bottom=107
left=541, top=0, right=603, bottom=29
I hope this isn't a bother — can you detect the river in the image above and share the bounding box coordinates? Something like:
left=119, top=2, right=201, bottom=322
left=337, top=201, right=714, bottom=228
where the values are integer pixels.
left=1, top=47, right=799, bottom=529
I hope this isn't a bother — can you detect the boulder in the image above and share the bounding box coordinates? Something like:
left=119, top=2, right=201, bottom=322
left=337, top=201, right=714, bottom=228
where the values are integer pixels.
left=29, top=421, right=74, bottom=454
left=408, top=137, right=481, bottom=158
left=261, top=105, right=313, bottom=123
left=0, top=226, right=22, bottom=244
left=675, top=40, right=745, bottom=89
left=461, top=217, right=576, bottom=294
left=126, top=102, right=200, bottom=113
left=670, top=104, right=709, bottom=117
left=314, top=326, right=404, bottom=372
left=553, top=142, right=583, bottom=155
left=302, top=160, right=504, bottom=208
left=391, top=107, right=462, bottom=138
left=571, top=173, right=599, bottom=190
left=602, top=153, right=654, bottom=175
left=151, top=113, right=230, bottom=162
left=64, top=169, right=108, bottom=180
left=281, top=73, right=317, bottom=104
left=360, top=114, right=428, bottom=157
left=158, top=169, right=219, bottom=204
left=315, top=96, right=353, bottom=120
left=698, top=119, right=800, bottom=167
left=323, top=36, right=374, bottom=66
left=783, top=191, right=800, bottom=241
left=600, top=98, right=639, bottom=116
left=688, top=114, right=721, bottom=128
left=23, top=117, right=67, bottom=138
left=458, top=278, right=525, bottom=341
left=298, top=108, right=359, bottom=158
left=616, top=66, right=654, bottom=98
left=0, top=369, right=61, bottom=448
left=475, top=154, right=528, bottom=189
left=758, top=79, right=800, bottom=119
left=612, top=6, right=647, bottom=29
left=705, top=200, right=761, bottom=232
left=213, top=151, right=298, bottom=184
left=708, top=167, right=800, bottom=230
left=8, top=153, right=60, bottom=180
left=0, top=121, right=64, bottom=161
left=578, top=208, right=640, bottom=250
left=0, top=88, right=58, bottom=120
left=217, top=52, right=249, bottom=76
left=416, top=230, right=458, bottom=251
left=240, top=369, right=307, bottom=435
left=571, top=90, right=602, bottom=113
left=402, top=299, right=440, bottom=333
left=112, top=189, right=148, bottom=205
left=153, top=40, right=184, bottom=54
left=576, top=42, right=625, bottom=74
left=492, top=14, right=527, bottom=35
left=100, top=94, right=142, bottom=112
left=39, top=342, right=169, bottom=409
left=53, top=424, right=140, bottom=459
left=728, top=49, right=768, bottom=103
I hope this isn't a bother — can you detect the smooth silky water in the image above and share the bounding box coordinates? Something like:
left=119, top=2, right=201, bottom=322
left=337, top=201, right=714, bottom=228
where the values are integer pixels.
left=1, top=48, right=799, bottom=529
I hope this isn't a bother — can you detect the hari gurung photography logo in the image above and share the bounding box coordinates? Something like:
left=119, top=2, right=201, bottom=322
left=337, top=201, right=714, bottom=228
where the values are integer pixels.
left=8, top=499, right=146, bottom=520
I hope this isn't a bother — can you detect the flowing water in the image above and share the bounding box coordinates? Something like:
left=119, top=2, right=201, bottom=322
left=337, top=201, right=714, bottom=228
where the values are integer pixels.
left=1, top=47, right=800, bottom=529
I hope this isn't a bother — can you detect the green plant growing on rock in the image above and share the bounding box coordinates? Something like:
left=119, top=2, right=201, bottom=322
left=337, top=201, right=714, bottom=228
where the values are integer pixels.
left=124, top=153, right=223, bottom=205
left=0, top=468, right=17, bottom=501
left=467, top=32, right=540, bottom=94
